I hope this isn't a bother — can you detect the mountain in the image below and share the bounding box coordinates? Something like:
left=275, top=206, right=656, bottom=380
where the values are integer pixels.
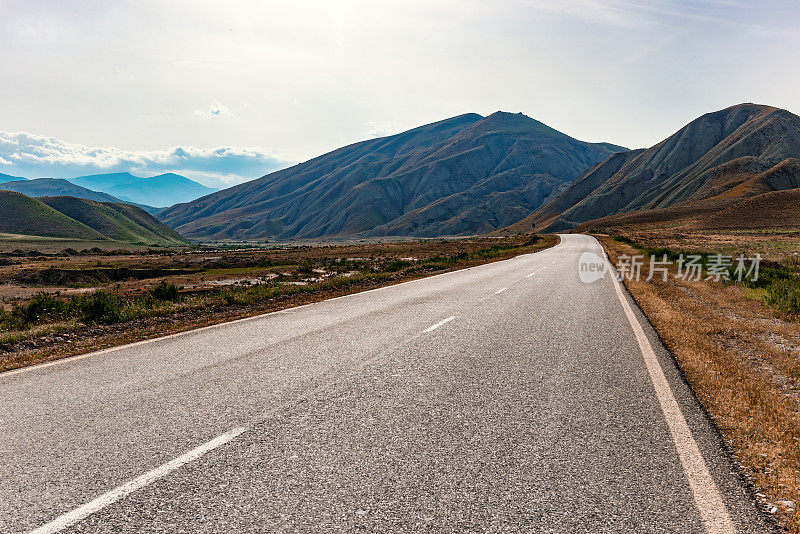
left=0, top=191, right=188, bottom=246
left=502, top=150, right=646, bottom=233
left=0, top=177, right=163, bottom=214
left=0, top=172, right=26, bottom=181
left=40, top=197, right=187, bottom=245
left=510, top=103, right=800, bottom=232
left=68, top=172, right=217, bottom=208
left=160, top=112, right=626, bottom=240
left=0, top=178, right=124, bottom=203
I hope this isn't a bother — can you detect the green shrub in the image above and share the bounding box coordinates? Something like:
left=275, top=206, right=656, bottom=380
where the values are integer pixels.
left=16, top=292, right=70, bottom=324
left=743, top=264, right=795, bottom=289
left=383, top=259, right=413, bottom=272
left=763, top=279, right=800, bottom=313
left=76, top=291, right=124, bottom=324
left=150, top=281, right=180, bottom=302
left=611, top=234, right=635, bottom=245
left=0, top=308, right=18, bottom=331
left=297, top=260, right=314, bottom=274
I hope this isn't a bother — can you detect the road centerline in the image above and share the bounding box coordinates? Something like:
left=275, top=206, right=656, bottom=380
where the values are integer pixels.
left=28, top=426, right=248, bottom=534
left=423, top=316, right=455, bottom=333
left=494, top=287, right=508, bottom=294
left=526, top=265, right=548, bottom=278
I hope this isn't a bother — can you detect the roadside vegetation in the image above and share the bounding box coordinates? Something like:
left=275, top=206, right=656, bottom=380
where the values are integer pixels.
left=0, top=234, right=556, bottom=372
left=609, top=233, right=800, bottom=315
left=602, top=232, right=800, bottom=532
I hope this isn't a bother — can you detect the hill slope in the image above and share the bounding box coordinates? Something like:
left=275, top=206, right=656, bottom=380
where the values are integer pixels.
left=39, top=197, right=188, bottom=245
left=160, top=112, right=626, bottom=240
left=515, top=103, right=800, bottom=232
left=0, top=191, right=106, bottom=240
left=69, top=172, right=217, bottom=208
left=0, top=191, right=187, bottom=245
left=1, top=177, right=164, bottom=215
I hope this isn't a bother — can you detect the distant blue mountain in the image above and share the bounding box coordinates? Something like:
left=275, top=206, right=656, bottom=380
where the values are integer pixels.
left=0, top=177, right=123, bottom=202
left=67, top=172, right=217, bottom=208
left=0, top=172, right=26, bottom=182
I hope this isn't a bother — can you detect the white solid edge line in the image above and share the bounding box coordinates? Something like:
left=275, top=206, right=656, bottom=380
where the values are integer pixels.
left=494, top=287, right=508, bottom=294
left=28, top=426, right=247, bottom=534
left=423, top=316, right=455, bottom=333
left=607, top=264, right=735, bottom=533
left=3, top=237, right=565, bottom=380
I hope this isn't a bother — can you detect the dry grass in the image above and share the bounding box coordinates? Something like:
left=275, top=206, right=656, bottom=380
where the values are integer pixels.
left=601, top=235, right=800, bottom=531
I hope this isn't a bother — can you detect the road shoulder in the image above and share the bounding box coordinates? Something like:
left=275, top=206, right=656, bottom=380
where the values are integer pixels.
left=599, top=234, right=785, bottom=532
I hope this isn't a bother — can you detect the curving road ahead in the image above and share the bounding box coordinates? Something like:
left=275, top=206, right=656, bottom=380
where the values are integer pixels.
left=0, top=235, right=771, bottom=533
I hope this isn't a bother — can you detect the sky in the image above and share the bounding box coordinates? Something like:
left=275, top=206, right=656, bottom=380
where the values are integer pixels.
left=0, top=0, right=799, bottom=188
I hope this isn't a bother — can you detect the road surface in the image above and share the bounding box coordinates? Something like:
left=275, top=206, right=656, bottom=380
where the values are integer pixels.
left=0, top=234, right=771, bottom=532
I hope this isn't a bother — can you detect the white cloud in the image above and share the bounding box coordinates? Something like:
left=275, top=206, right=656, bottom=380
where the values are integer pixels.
left=0, top=1, right=798, bottom=157
left=363, top=121, right=405, bottom=138
left=0, top=130, right=294, bottom=188
left=192, top=100, right=237, bottom=120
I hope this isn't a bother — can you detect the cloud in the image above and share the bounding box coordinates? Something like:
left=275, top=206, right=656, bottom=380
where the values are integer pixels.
left=192, top=100, right=236, bottom=120
left=363, top=121, right=405, bottom=138
left=0, top=130, right=295, bottom=188
left=523, top=0, right=757, bottom=28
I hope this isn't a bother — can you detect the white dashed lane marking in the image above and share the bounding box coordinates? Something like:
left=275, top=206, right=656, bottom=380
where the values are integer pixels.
left=423, top=316, right=456, bottom=333
left=28, top=427, right=248, bottom=534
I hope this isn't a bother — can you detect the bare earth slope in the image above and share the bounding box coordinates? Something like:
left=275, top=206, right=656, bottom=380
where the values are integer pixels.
left=504, top=149, right=646, bottom=233
left=519, top=103, right=800, bottom=232
left=160, top=112, right=625, bottom=240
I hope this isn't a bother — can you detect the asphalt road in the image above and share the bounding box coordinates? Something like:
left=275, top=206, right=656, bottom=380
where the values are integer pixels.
left=0, top=234, right=772, bottom=533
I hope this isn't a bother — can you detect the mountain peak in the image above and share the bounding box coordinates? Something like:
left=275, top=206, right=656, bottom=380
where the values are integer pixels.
left=67, top=171, right=216, bottom=207
left=519, top=102, right=800, bottom=233
left=81, top=172, right=141, bottom=181
left=723, top=102, right=777, bottom=113
left=160, top=112, right=623, bottom=240
left=147, top=173, right=191, bottom=182
left=468, top=110, right=576, bottom=141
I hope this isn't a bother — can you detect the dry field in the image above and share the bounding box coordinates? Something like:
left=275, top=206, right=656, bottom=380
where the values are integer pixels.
left=604, top=227, right=800, bottom=265
left=600, top=232, right=800, bottom=532
left=0, top=234, right=556, bottom=373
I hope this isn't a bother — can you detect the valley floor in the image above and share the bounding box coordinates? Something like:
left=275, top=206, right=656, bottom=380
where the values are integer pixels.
left=0, top=235, right=556, bottom=373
